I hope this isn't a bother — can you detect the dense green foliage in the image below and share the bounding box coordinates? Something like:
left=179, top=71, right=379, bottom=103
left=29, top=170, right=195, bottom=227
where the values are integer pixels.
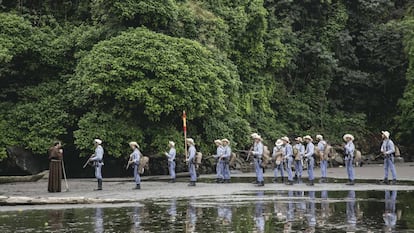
left=0, top=0, right=413, bottom=160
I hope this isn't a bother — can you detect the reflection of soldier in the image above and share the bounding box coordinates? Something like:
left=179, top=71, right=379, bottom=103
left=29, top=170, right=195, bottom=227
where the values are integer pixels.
left=130, top=206, right=141, bottom=233
left=295, top=191, right=306, bottom=221
left=255, top=191, right=265, bottom=232
left=346, top=190, right=357, bottom=232
left=306, top=191, right=316, bottom=233
left=320, top=190, right=330, bottom=227
left=217, top=205, right=232, bottom=225
left=95, top=208, right=104, bottom=233
left=283, top=191, right=295, bottom=232
left=383, top=190, right=397, bottom=232
left=186, top=200, right=197, bottom=233
left=168, top=199, right=177, bottom=222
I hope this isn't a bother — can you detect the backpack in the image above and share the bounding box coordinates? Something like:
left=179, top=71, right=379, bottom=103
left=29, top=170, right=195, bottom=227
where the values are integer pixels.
left=138, top=156, right=149, bottom=174
left=395, top=146, right=401, bottom=157
left=229, top=152, right=237, bottom=166
left=261, top=146, right=271, bottom=168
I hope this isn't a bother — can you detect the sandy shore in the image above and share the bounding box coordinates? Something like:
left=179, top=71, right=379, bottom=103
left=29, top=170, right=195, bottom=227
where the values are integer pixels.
left=0, top=163, right=413, bottom=209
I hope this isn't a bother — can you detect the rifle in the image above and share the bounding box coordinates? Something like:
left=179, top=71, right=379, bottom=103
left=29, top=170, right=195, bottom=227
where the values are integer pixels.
left=126, top=155, right=133, bottom=170
left=238, top=148, right=253, bottom=162
left=82, top=156, right=92, bottom=168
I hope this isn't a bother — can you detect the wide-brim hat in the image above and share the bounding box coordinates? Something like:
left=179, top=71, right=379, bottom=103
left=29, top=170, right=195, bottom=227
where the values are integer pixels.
left=343, top=134, right=354, bottom=141
left=295, top=137, right=303, bottom=143
left=316, top=134, right=323, bottom=140
left=94, top=139, right=102, bottom=145
left=129, top=141, right=139, bottom=148
left=186, top=138, right=195, bottom=145
left=251, top=133, right=260, bottom=139
left=381, top=131, right=390, bottom=139
left=221, top=138, right=230, bottom=144
left=281, top=136, right=290, bottom=143
left=169, top=141, right=175, bottom=147
left=275, top=139, right=283, bottom=146
left=303, top=135, right=313, bottom=141
left=214, top=139, right=222, bottom=145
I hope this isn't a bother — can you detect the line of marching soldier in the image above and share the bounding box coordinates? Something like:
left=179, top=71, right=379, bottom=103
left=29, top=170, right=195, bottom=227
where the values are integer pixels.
left=248, top=130, right=398, bottom=187
left=52, top=129, right=398, bottom=192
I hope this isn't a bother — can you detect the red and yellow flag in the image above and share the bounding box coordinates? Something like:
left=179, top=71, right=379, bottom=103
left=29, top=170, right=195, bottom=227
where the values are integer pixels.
left=182, top=111, right=187, bottom=133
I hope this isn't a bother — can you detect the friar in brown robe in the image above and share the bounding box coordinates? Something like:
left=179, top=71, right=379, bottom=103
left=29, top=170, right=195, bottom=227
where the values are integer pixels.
left=48, top=141, right=63, bottom=192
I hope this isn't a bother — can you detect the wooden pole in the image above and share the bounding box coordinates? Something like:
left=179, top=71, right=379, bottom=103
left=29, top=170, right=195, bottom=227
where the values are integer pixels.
left=183, top=111, right=188, bottom=161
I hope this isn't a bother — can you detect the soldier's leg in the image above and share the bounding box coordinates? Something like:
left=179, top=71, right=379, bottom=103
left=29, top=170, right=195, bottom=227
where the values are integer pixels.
left=171, top=161, right=176, bottom=179
left=390, top=157, right=397, bottom=181
left=384, top=158, right=389, bottom=180
left=287, top=159, right=293, bottom=181
left=257, top=159, right=264, bottom=183
left=191, top=164, right=197, bottom=182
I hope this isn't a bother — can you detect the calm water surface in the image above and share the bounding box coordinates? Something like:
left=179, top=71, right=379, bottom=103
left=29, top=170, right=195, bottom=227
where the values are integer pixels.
left=0, top=190, right=413, bottom=233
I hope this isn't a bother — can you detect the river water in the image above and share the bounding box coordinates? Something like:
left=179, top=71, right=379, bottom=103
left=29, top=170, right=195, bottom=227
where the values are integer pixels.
left=0, top=190, right=413, bottom=232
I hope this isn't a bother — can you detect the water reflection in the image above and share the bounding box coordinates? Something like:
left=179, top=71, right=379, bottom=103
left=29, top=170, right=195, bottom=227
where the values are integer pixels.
left=94, top=207, right=104, bottom=233
left=346, top=190, right=357, bottom=232
left=255, top=191, right=265, bottom=232
left=186, top=199, right=197, bottom=233
left=130, top=206, right=141, bottom=233
left=168, top=198, right=177, bottom=223
left=217, top=204, right=232, bottom=225
left=383, top=190, right=397, bottom=232
left=1, top=190, right=414, bottom=232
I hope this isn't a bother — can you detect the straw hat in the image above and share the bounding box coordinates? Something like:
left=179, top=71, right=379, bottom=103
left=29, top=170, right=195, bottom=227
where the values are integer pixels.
left=295, top=137, right=303, bottom=143
left=94, top=139, right=102, bottom=145
left=343, top=134, right=354, bottom=141
left=221, top=138, right=230, bottom=144
left=381, top=131, right=390, bottom=139
left=303, top=135, right=313, bottom=141
left=186, top=138, right=195, bottom=145
left=129, top=141, right=139, bottom=148
left=169, top=141, right=175, bottom=147
left=316, top=135, right=323, bottom=140
left=275, top=139, right=283, bottom=146
left=281, top=136, right=290, bottom=143
left=214, top=139, right=222, bottom=145
left=251, top=133, right=260, bottom=139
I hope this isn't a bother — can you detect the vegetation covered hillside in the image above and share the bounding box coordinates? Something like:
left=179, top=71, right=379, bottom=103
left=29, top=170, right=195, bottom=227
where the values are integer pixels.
left=1, top=0, right=413, bottom=161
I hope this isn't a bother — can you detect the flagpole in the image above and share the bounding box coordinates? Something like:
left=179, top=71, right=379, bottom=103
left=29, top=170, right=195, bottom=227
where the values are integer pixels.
left=183, top=111, right=188, bottom=161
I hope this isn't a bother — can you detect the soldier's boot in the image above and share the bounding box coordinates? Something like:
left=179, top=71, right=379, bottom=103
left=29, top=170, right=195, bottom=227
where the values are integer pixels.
left=168, top=179, right=176, bottom=183
left=306, top=180, right=314, bottom=186
left=298, top=176, right=302, bottom=184
left=380, top=179, right=389, bottom=185
left=285, top=180, right=294, bottom=185
left=219, top=178, right=224, bottom=183
left=391, top=179, right=397, bottom=185
left=346, top=180, right=355, bottom=185
left=272, top=178, right=278, bottom=183
left=134, top=184, right=141, bottom=189
left=95, top=179, right=102, bottom=191
left=257, top=181, right=264, bottom=187
left=188, top=181, right=196, bottom=186
left=224, top=179, right=230, bottom=183
left=252, top=180, right=259, bottom=184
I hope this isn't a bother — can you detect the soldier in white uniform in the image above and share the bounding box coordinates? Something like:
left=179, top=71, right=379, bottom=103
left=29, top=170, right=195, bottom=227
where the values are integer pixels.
left=88, top=139, right=104, bottom=191
left=212, top=139, right=224, bottom=183
left=165, top=141, right=176, bottom=183
left=127, top=141, right=142, bottom=189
